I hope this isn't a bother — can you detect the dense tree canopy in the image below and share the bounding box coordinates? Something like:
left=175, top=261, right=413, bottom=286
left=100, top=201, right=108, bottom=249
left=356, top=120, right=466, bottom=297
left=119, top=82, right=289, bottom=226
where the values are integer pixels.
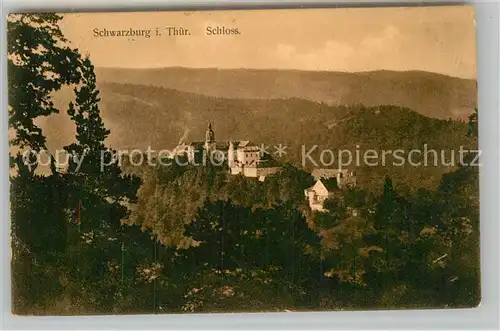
left=8, top=13, right=480, bottom=314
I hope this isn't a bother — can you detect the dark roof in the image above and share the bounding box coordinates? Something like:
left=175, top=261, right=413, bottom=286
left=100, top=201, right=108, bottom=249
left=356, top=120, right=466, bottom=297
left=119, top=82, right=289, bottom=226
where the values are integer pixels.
left=229, top=140, right=258, bottom=149
left=189, top=141, right=230, bottom=151
left=312, top=168, right=350, bottom=181
left=214, top=142, right=230, bottom=150
left=189, top=140, right=263, bottom=151
left=189, top=141, right=205, bottom=148
left=321, top=178, right=338, bottom=191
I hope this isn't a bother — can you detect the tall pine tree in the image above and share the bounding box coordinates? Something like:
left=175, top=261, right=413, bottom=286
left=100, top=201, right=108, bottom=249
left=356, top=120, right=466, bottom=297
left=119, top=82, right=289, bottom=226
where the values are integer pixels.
left=63, top=57, right=154, bottom=312
left=8, top=14, right=84, bottom=312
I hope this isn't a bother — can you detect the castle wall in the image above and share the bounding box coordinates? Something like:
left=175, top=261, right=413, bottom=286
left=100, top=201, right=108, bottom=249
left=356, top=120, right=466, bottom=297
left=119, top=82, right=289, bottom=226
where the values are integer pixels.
left=256, top=167, right=281, bottom=177
left=230, top=166, right=243, bottom=175
left=243, top=167, right=258, bottom=177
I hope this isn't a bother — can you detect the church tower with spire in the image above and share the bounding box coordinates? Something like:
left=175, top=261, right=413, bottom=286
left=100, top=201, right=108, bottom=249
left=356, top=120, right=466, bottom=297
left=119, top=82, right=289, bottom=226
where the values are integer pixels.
left=204, top=122, right=216, bottom=155
left=205, top=123, right=215, bottom=142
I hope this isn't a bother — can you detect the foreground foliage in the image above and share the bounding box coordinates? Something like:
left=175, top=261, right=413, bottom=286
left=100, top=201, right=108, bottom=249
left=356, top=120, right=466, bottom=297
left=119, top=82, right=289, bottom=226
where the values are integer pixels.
left=9, top=14, right=480, bottom=314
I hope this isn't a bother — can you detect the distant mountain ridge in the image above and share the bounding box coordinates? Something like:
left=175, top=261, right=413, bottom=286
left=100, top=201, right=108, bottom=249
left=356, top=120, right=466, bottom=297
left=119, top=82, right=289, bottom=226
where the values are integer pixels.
left=95, top=67, right=477, bottom=120
left=43, top=82, right=477, bottom=192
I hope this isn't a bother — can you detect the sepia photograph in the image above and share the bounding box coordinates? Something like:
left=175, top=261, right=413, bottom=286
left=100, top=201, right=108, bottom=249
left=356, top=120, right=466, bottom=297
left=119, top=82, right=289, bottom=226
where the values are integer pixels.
left=7, top=6, right=480, bottom=315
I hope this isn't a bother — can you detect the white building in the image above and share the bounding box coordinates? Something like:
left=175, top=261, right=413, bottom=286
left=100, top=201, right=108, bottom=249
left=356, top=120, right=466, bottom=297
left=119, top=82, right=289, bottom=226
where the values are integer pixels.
left=228, top=140, right=281, bottom=181
left=311, top=168, right=356, bottom=188
left=304, top=179, right=339, bottom=211
left=305, top=168, right=357, bottom=211
left=179, top=123, right=281, bottom=181
left=228, top=140, right=261, bottom=168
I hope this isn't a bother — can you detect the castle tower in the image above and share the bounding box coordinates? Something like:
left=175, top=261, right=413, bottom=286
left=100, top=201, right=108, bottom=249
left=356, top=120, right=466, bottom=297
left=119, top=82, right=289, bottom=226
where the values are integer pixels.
left=205, top=123, right=215, bottom=142
left=204, top=123, right=216, bottom=157
left=228, top=141, right=235, bottom=167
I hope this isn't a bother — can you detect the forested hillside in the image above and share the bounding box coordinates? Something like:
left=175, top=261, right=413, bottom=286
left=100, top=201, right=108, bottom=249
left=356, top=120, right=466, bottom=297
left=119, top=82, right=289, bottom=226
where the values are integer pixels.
left=122, top=155, right=480, bottom=311
left=43, top=83, right=476, bottom=192
left=95, top=67, right=477, bottom=120
left=9, top=14, right=480, bottom=315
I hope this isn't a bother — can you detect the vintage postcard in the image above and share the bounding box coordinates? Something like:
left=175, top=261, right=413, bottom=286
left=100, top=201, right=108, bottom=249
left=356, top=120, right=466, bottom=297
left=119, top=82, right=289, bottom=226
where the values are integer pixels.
left=7, top=6, right=479, bottom=315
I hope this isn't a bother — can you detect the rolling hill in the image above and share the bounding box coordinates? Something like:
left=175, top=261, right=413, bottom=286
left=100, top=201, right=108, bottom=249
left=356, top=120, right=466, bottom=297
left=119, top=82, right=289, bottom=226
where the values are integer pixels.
left=41, top=82, right=477, bottom=192
left=94, top=67, right=477, bottom=120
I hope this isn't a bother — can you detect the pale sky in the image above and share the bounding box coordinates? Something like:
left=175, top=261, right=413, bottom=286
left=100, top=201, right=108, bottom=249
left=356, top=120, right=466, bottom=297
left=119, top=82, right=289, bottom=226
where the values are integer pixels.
left=60, top=6, right=477, bottom=78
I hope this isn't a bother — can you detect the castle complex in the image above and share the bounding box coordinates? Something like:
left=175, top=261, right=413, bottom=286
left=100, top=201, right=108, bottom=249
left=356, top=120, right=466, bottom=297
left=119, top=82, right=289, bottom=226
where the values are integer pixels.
left=174, top=123, right=357, bottom=208
left=176, top=123, right=281, bottom=181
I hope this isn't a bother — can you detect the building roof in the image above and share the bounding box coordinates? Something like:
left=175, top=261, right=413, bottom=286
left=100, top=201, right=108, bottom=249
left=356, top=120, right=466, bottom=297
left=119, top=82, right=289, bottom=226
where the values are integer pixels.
left=229, top=140, right=259, bottom=149
left=305, top=178, right=338, bottom=194
left=238, top=140, right=251, bottom=147
left=189, top=141, right=231, bottom=150
left=189, top=141, right=205, bottom=148
left=188, top=139, right=263, bottom=153
left=320, top=178, right=339, bottom=191
left=312, top=168, right=352, bottom=181
left=214, top=142, right=230, bottom=150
